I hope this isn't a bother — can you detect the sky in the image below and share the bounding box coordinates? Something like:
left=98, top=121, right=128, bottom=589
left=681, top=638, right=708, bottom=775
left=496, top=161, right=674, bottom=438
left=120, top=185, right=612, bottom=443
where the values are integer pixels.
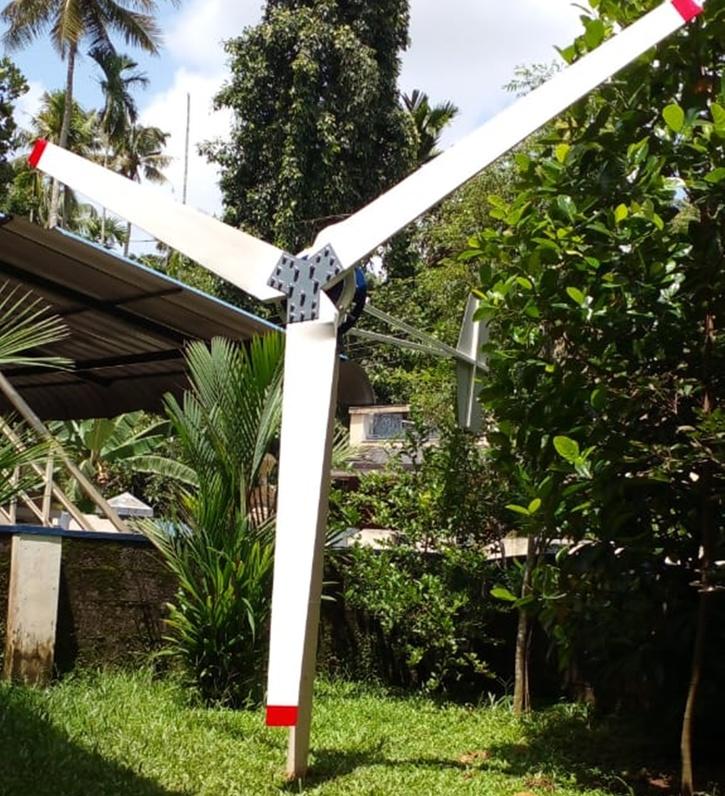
left=9, top=0, right=584, bottom=228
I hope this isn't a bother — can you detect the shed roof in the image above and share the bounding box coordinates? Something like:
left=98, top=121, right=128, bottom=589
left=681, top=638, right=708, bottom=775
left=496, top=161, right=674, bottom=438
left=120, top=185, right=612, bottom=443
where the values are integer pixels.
left=0, top=215, right=282, bottom=419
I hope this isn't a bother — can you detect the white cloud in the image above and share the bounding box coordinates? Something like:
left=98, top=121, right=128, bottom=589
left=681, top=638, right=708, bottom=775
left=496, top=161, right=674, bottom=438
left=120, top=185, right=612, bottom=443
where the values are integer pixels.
left=14, top=79, right=45, bottom=134
left=165, top=0, right=263, bottom=74
left=140, top=0, right=584, bottom=217
left=401, top=0, right=582, bottom=142
left=140, top=68, right=231, bottom=215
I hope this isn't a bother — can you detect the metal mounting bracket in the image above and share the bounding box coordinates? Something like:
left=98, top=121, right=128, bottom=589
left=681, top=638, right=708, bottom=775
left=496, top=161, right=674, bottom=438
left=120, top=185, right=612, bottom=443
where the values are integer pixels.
left=268, top=245, right=342, bottom=323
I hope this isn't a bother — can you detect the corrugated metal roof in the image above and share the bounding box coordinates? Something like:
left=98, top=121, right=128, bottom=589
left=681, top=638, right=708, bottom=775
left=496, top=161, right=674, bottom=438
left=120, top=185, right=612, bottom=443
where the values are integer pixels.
left=0, top=215, right=282, bottom=419
left=0, top=216, right=374, bottom=419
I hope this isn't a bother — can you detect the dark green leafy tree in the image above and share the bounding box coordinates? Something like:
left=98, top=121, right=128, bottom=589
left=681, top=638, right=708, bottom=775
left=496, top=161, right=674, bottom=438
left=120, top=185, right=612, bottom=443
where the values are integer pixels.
left=0, top=56, right=26, bottom=204
left=203, top=0, right=414, bottom=253
left=90, top=47, right=147, bottom=144
left=463, top=1, right=724, bottom=789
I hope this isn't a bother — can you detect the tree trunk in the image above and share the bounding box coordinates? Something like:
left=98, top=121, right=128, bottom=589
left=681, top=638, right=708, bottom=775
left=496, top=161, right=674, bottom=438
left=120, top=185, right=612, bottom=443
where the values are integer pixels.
left=48, top=45, right=76, bottom=229
left=100, top=144, right=109, bottom=245
left=513, top=534, right=536, bottom=714
left=680, top=311, right=717, bottom=796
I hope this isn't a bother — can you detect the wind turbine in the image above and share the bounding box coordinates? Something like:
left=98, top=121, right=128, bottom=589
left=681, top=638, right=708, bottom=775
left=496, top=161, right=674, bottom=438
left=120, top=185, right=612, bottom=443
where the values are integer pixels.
left=27, top=0, right=704, bottom=777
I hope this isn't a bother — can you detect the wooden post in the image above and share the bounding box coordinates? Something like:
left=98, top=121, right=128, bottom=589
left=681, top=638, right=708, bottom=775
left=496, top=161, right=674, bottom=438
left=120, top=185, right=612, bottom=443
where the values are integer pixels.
left=3, top=533, right=62, bottom=686
left=41, top=454, right=54, bottom=525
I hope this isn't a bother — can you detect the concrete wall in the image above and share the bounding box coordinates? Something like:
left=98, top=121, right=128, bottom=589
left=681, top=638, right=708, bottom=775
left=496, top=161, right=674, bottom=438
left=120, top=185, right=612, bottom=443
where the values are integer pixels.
left=0, top=533, right=177, bottom=673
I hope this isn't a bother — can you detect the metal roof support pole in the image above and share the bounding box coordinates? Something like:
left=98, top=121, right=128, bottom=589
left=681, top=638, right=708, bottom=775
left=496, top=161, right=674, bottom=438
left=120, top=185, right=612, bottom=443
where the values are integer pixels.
left=0, top=371, right=129, bottom=532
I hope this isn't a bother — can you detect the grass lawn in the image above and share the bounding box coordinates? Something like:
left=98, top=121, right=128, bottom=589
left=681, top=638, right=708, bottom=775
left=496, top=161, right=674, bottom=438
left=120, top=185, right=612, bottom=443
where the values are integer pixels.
left=0, top=670, right=699, bottom=795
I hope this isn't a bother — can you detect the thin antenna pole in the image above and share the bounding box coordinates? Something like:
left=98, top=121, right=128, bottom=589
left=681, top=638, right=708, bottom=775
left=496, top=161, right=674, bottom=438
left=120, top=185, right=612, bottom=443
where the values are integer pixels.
left=182, top=93, right=191, bottom=205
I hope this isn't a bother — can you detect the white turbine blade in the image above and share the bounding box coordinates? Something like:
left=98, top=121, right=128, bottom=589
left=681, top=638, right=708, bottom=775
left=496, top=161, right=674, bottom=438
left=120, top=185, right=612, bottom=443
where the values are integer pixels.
left=314, top=0, right=703, bottom=268
left=29, top=140, right=284, bottom=302
left=266, top=293, right=339, bottom=732
left=456, top=295, right=488, bottom=431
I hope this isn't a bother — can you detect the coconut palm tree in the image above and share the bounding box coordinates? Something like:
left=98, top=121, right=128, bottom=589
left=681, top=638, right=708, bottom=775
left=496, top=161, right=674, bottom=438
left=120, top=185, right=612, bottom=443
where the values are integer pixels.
left=0, top=0, right=167, bottom=228
left=115, top=123, right=170, bottom=256
left=28, top=89, right=99, bottom=225
left=74, top=202, right=129, bottom=247
left=402, top=89, right=459, bottom=165
left=90, top=47, right=147, bottom=143
left=90, top=47, right=148, bottom=242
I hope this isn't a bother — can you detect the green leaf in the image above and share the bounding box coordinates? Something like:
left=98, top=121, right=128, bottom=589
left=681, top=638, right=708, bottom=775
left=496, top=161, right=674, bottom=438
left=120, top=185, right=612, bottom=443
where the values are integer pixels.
left=704, top=167, right=725, bottom=184
left=662, top=103, right=685, bottom=133
left=505, top=503, right=530, bottom=516
left=711, top=102, right=725, bottom=131
left=566, top=286, right=586, bottom=306
left=555, top=143, right=570, bottom=164
left=515, top=152, right=531, bottom=172
left=590, top=387, right=606, bottom=411
left=515, top=276, right=533, bottom=290
left=553, top=435, right=580, bottom=462
left=557, top=195, right=577, bottom=222
left=528, top=498, right=542, bottom=515
left=491, top=586, right=518, bottom=602
left=583, top=18, right=605, bottom=49
left=614, top=203, right=628, bottom=223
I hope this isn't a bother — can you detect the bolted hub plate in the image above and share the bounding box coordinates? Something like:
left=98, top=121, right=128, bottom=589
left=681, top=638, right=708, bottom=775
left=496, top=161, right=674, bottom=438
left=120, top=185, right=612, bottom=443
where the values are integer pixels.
left=268, top=245, right=343, bottom=323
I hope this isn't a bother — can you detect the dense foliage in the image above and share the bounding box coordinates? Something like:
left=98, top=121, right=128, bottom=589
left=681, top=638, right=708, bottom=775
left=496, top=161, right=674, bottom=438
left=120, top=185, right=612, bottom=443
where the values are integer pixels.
left=330, top=425, right=508, bottom=692
left=461, top=0, right=724, bottom=788
left=0, top=56, right=26, bottom=202
left=203, top=0, right=414, bottom=252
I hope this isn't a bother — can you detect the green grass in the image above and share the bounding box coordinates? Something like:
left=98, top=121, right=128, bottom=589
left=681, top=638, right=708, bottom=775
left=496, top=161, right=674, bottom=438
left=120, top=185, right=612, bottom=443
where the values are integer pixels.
left=0, top=670, right=683, bottom=795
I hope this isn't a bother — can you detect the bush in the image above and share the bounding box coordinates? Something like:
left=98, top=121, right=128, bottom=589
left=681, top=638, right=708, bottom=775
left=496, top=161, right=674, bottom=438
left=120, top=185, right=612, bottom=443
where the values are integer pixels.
left=330, top=423, right=509, bottom=693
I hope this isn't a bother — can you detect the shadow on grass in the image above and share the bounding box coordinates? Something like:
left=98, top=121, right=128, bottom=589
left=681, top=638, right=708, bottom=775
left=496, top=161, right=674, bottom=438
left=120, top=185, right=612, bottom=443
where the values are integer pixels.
left=485, top=708, right=676, bottom=795
left=281, top=744, right=469, bottom=791
left=282, top=709, right=680, bottom=795
left=0, top=685, right=186, bottom=796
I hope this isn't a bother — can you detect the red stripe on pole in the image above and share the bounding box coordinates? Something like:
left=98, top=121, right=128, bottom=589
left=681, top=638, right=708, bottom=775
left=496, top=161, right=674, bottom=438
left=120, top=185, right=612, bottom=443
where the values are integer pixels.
left=672, top=0, right=703, bottom=21
left=28, top=139, right=48, bottom=169
left=266, top=705, right=298, bottom=726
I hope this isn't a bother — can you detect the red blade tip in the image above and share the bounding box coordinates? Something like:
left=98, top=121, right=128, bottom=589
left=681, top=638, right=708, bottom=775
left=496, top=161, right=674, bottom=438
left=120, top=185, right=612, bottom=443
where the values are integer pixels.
left=265, top=706, right=298, bottom=726
left=672, top=0, right=703, bottom=21
left=28, top=139, right=48, bottom=169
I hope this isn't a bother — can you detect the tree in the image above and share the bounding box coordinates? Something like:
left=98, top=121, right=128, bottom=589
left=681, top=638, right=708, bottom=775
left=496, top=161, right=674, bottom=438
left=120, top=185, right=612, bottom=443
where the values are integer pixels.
left=0, top=56, right=27, bottom=204
left=0, top=0, right=165, bottom=228
left=24, top=89, right=99, bottom=225
left=463, top=1, right=724, bottom=788
left=90, top=46, right=149, bottom=244
left=402, top=89, right=458, bottom=165
left=114, top=123, right=169, bottom=256
left=202, top=0, right=414, bottom=253
left=331, top=423, right=507, bottom=691
left=90, top=47, right=147, bottom=144
left=51, top=412, right=167, bottom=509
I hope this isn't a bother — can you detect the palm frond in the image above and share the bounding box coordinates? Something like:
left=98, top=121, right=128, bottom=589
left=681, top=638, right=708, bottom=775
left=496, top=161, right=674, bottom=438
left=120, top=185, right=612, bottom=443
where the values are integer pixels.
left=0, top=283, right=70, bottom=369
